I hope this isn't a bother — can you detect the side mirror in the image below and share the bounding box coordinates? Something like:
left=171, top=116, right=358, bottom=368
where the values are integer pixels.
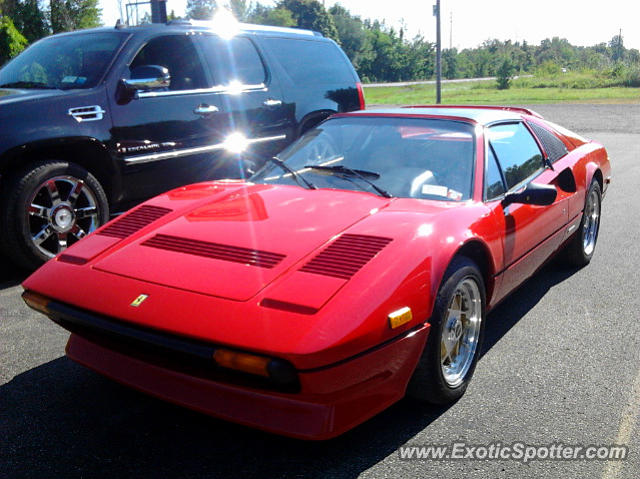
left=122, top=65, right=170, bottom=92
left=502, top=182, right=557, bottom=207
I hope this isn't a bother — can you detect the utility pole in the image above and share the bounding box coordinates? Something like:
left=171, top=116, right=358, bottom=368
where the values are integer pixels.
left=450, top=11, right=452, bottom=50
left=619, top=28, right=623, bottom=61
left=434, top=0, right=441, bottom=104
left=150, top=0, right=167, bottom=23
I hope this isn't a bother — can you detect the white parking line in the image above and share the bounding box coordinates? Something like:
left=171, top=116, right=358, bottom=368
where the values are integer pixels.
left=602, top=364, right=640, bottom=479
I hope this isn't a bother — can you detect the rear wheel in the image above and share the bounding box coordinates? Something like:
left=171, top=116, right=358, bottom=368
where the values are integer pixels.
left=0, top=160, right=109, bottom=269
left=407, top=256, right=486, bottom=404
left=562, top=180, right=601, bottom=267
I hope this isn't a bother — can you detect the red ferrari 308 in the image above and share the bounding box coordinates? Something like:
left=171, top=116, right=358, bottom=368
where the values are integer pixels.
left=22, top=106, right=610, bottom=439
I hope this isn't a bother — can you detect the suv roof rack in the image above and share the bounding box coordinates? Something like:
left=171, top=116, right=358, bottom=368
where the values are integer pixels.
left=402, top=104, right=544, bottom=119
left=167, top=19, right=320, bottom=37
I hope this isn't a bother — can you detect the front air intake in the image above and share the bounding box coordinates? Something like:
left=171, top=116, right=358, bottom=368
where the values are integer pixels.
left=141, top=234, right=286, bottom=269
left=300, top=234, right=392, bottom=280
left=98, top=205, right=172, bottom=239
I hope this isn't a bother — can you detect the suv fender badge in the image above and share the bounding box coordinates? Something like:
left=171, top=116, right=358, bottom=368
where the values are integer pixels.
left=130, top=294, right=149, bottom=307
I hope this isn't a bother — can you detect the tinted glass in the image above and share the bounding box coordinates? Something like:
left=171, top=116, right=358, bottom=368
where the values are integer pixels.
left=263, top=38, right=353, bottom=85
left=0, top=32, right=127, bottom=89
left=485, top=146, right=506, bottom=200
left=252, top=117, right=475, bottom=201
left=131, top=35, right=206, bottom=90
left=488, top=123, right=543, bottom=189
left=199, top=36, right=266, bottom=85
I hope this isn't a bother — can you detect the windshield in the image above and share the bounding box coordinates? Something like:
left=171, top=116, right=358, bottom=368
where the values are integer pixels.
left=251, top=117, right=476, bottom=201
left=0, top=32, right=128, bottom=90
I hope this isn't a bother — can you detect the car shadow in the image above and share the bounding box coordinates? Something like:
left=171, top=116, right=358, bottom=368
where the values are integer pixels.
left=1, top=261, right=580, bottom=478
left=0, top=256, right=29, bottom=290
left=0, top=253, right=29, bottom=288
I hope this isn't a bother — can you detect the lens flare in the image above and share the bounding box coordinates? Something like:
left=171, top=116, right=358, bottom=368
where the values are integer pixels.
left=223, top=132, right=249, bottom=154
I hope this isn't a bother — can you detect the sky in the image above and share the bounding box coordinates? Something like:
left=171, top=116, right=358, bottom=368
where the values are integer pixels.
left=100, top=0, right=640, bottom=50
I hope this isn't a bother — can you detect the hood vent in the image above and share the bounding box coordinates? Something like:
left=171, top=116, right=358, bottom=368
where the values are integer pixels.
left=98, top=205, right=172, bottom=239
left=300, top=234, right=392, bottom=280
left=141, top=234, right=286, bottom=269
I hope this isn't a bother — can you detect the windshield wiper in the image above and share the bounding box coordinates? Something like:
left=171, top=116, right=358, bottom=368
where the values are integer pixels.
left=267, top=157, right=316, bottom=190
left=0, top=81, right=56, bottom=90
left=304, top=164, right=392, bottom=198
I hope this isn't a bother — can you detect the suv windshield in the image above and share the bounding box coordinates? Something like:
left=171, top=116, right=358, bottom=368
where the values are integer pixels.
left=0, top=32, right=127, bottom=90
left=251, top=117, right=476, bottom=201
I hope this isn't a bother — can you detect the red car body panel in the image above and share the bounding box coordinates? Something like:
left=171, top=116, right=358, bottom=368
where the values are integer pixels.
left=22, top=106, right=611, bottom=439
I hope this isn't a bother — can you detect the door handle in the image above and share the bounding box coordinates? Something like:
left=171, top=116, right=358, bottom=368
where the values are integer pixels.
left=263, top=99, right=282, bottom=107
left=194, top=104, right=219, bottom=115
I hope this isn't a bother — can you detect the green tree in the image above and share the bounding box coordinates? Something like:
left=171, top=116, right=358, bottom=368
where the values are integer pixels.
left=50, top=0, right=101, bottom=33
left=279, top=0, right=338, bottom=41
left=0, top=15, right=27, bottom=64
left=186, top=0, right=216, bottom=20
left=328, top=4, right=373, bottom=72
left=442, top=48, right=457, bottom=79
left=609, top=34, right=624, bottom=62
left=229, top=0, right=250, bottom=21
left=248, top=4, right=295, bottom=27
left=14, top=0, right=47, bottom=42
left=496, top=56, right=514, bottom=89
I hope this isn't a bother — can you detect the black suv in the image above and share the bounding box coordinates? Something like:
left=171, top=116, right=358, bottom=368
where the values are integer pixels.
left=0, top=21, right=364, bottom=268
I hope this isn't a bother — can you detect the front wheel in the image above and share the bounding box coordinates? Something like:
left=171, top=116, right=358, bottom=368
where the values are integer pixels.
left=0, top=161, right=109, bottom=269
left=406, top=256, right=486, bottom=405
left=562, top=180, right=601, bottom=267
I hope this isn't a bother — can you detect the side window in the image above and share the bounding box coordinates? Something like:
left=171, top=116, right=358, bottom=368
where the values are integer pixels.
left=131, top=35, right=207, bottom=91
left=488, top=123, right=543, bottom=189
left=527, top=121, right=569, bottom=163
left=262, top=38, right=354, bottom=85
left=199, top=36, right=266, bottom=86
left=485, top=146, right=506, bottom=200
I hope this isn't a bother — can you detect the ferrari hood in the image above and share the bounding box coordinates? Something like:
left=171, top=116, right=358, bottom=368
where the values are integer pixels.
left=93, top=184, right=392, bottom=301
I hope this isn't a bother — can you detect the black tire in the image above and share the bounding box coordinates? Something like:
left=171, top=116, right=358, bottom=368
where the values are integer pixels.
left=406, top=256, right=486, bottom=405
left=562, top=180, right=601, bottom=267
left=0, top=160, right=109, bottom=270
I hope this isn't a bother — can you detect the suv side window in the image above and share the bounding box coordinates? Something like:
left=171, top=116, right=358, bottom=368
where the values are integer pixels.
left=199, top=35, right=266, bottom=86
left=131, top=35, right=207, bottom=91
left=262, top=38, right=354, bottom=85
left=485, top=145, right=506, bottom=200
left=488, top=123, right=543, bottom=189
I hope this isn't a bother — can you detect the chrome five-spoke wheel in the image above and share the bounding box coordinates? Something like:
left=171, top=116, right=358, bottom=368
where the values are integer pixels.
left=407, top=256, right=486, bottom=405
left=441, top=278, right=482, bottom=388
left=582, top=185, right=601, bottom=257
left=562, top=179, right=602, bottom=267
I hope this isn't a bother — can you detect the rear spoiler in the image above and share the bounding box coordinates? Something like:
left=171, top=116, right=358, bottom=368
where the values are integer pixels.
left=402, top=105, right=544, bottom=119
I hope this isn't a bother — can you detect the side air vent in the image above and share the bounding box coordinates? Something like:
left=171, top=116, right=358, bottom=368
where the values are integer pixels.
left=141, top=234, right=286, bottom=269
left=68, top=105, right=106, bottom=122
left=98, top=205, right=172, bottom=239
left=300, top=234, right=393, bottom=280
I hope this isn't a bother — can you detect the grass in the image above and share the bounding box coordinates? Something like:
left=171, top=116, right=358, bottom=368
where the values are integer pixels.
left=363, top=74, right=640, bottom=106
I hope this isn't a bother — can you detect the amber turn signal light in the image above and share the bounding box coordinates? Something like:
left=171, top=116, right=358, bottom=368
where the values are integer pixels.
left=22, top=291, right=52, bottom=315
left=213, top=349, right=271, bottom=377
left=388, top=306, right=413, bottom=329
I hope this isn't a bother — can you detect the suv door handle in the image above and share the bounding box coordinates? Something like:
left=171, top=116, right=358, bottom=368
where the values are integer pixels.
left=194, top=104, right=219, bottom=115
left=263, top=99, right=282, bottom=107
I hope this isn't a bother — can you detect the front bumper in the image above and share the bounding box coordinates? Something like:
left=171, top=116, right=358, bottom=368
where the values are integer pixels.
left=65, top=321, right=430, bottom=440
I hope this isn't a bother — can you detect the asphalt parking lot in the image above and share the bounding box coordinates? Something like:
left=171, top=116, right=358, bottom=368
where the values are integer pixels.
left=1, top=103, right=639, bottom=478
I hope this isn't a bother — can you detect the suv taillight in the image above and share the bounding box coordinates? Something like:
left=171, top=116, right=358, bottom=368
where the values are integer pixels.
left=356, top=82, right=365, bottom=110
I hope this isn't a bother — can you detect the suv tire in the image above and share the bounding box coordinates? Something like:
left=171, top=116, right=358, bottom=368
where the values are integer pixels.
left=0, top=160, right=109, bottom=269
